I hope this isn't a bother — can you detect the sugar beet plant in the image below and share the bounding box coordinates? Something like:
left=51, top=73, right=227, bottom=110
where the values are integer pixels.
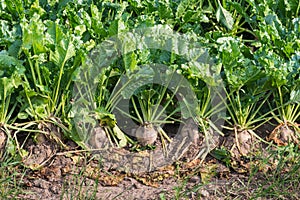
left=115, top=69, right=178, bottom=147
left=0, top=51, right=26, bottom=159
left=210, top=1, right=300, bottom=161
left=113, top=65, right=191, bottom=151
left=216, top=37, right=273, bottom=159
left=0, top=1, right=95, bottom=158
left=71, top=60, right=131, bottom=149
left=261, top=51, right=300, bottom=146
left=253, top=4, right=300, bottom=147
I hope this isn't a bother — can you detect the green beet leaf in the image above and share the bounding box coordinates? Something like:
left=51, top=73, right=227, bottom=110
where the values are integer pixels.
left=216, top=1, right=234, bottom=30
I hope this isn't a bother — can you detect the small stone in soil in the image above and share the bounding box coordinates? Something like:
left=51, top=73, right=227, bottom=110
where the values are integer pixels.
left=198, top=189, right=210, bottom=198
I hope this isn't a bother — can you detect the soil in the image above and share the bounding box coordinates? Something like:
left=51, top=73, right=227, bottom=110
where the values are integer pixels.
left=2, top=121, right=299, bottom=200
left=16, top=153, right=257, bottom=200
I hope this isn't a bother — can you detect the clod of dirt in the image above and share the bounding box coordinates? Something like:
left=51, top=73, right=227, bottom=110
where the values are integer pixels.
left=22, top=121, right=64, bottom=169
left=134, top=124, right=157, bottom=145
left=23, top=139, right=57, bottom=169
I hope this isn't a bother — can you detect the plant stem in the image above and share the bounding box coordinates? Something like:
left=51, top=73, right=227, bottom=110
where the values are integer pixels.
left=52, top=59, right=66, bottom=113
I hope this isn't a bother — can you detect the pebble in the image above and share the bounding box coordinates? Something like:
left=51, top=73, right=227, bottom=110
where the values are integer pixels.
left=199, top=189, right=210, bottom=198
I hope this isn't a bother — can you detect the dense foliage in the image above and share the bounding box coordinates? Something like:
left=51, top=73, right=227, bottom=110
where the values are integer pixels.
left=0, top=0, right=299, bottom=161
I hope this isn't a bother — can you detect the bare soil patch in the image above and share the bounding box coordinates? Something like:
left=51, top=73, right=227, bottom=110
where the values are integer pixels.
left=3, top=121, right=299, bottom=200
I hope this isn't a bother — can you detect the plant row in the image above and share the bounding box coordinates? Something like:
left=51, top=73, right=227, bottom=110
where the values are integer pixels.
left=0, top=0, right=299, bottom=161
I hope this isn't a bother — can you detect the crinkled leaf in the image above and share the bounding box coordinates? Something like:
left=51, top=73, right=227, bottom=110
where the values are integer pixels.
left=216, top=1, right=234, bottom=30
left=123, top=52, right=138, bottom=72
left=49, top=22, right=75, bottom=67
left=94, top=107, right=116, bottom=127
left=21, top=13, right=48, bottom=54
left=218, top=38, right=261, bottom=89
left=50, top=39, right=75, bottom=67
